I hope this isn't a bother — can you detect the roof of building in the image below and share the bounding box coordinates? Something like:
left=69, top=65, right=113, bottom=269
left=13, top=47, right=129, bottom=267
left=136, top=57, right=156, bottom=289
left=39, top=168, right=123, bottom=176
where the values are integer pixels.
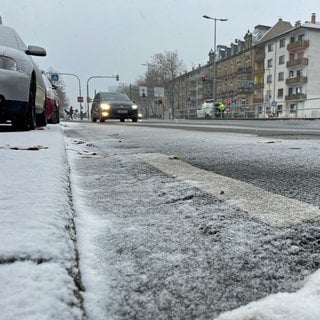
left=301, top=21, right=320, bottom=30
left=257, top=18, right=293, bottom=44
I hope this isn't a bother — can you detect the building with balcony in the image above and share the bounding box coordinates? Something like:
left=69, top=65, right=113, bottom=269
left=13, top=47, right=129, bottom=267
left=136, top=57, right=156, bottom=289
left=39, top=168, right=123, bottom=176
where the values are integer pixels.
left=171, top=13, right=320, bottom=119
left=258, top=13, right=320, bottom=118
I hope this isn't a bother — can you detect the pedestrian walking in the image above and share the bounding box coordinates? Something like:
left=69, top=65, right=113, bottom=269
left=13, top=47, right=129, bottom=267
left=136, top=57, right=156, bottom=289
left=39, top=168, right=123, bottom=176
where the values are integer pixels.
left=69, top=106, right=74, bottom=120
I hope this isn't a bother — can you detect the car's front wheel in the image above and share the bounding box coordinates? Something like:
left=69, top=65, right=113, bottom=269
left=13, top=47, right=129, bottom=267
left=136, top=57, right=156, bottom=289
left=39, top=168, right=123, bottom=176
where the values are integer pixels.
left=12, top=86, right=36, bottom=130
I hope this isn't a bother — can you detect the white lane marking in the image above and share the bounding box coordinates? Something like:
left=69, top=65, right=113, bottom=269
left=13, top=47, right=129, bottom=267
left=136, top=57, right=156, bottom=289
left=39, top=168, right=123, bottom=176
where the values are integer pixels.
left=139, top=153, right=320, bottom=227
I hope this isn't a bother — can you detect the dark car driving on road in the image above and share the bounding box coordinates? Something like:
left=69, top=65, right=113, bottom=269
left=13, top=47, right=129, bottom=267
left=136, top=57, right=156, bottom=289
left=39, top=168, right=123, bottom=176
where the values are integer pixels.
left=91, top=92, right=138, bottom=123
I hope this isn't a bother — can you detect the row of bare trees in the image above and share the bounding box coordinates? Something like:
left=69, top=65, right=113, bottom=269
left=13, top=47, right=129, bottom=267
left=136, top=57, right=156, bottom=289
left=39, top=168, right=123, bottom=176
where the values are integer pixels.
left=136, top=50, right=185, bottom=88
left=118, top=50, right=186, bottom=118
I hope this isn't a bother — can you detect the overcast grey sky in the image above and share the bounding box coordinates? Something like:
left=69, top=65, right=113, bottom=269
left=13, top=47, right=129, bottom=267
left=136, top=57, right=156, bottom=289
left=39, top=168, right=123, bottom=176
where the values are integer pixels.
left=1, top=0, right=319, bottom=108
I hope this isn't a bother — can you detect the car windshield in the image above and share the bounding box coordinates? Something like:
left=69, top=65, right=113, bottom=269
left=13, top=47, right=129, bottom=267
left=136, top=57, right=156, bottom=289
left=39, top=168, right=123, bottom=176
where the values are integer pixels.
left=99, top=92, right=130, bottom=102
left=0, top=26, right=27, bottom=51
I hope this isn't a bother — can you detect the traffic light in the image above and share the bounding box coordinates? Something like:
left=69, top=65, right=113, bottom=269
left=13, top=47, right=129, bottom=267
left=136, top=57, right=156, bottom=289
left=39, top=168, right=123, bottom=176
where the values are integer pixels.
left=115, top=74, right=119, bottom=81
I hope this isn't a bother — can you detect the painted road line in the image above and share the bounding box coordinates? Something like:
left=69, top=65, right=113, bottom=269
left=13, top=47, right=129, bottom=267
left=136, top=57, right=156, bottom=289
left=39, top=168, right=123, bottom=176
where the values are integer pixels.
left=139, top=153, right=320, bottom=228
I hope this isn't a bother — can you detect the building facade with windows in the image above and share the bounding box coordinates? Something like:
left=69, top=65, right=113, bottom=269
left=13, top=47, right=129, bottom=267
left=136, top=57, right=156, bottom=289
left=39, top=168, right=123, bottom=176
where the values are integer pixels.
left=171, top=13, right=320, bottom=119
left=256, top=13, right=320, bottom=118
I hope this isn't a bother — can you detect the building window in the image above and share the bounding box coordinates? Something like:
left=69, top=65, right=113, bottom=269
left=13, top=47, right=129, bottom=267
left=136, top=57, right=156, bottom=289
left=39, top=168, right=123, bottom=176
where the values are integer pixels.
left=278, top=105, right=283, bottom=114
left=290, top=36, right=295, bottom=43
left=279, top=38, right=285, bottom=48
left=267, top=74, right=272, bottom=83
left=268, top=44, right=273, bottom=52
left=279, top=55, right=285, bottom=65
left=298, top=34, right=305, bottom=41
left=278, top=72, right=284, bottom=81
left=297, top=69, right=303, bottom=77
left=289, top=70, right=294, bottom=78
left=277, top=88, right=284, bottom=97
left=290, top=104, right=297, bottom=113
left=267, top=59, right=273, bottom=68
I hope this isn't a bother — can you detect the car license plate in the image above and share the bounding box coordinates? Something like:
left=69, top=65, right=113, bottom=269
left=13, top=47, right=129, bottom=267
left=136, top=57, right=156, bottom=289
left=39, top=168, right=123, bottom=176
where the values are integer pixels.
left=117, top=110, right=128, bottom=114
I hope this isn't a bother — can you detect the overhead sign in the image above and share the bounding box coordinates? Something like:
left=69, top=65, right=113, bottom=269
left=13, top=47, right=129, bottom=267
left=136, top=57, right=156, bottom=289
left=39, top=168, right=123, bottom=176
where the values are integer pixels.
left=77, top=96, right=84, bottom=103
left=154, top=87, right=164, bottom=97
left=51, top=74, right=59, bottom=82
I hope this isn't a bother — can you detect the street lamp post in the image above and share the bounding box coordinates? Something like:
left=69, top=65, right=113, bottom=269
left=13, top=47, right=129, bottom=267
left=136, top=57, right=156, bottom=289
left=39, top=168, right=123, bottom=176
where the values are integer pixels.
left=203, top=15, right=228, bottom=104
left=141, top=63, right=152, bottom=119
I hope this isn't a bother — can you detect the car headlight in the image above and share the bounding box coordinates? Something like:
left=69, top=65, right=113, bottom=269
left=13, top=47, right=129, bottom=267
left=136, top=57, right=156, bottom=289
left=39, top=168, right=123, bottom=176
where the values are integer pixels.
left=100, top=103, right=111, bottom=110
left=0, top=56, right=17, bottom=71
left=131, top=104, right=138, bottom=110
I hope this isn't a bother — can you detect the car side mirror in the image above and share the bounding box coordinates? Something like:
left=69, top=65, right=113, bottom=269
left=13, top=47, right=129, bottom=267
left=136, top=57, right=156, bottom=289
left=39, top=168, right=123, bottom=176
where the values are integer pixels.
left=26, top=45, right=47, bottom=57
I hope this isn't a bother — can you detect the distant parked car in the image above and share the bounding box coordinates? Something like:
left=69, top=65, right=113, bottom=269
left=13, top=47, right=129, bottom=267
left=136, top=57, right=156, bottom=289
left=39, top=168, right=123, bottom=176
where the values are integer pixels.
left=0, top=24, right=47, bottom=130
left=91, top=92, right=138, bottom=122
left=197, top=99, right=224, bottom=119
left=197, top=100, right=215, bottom=119
left=42, top=72, right=60, bottom=124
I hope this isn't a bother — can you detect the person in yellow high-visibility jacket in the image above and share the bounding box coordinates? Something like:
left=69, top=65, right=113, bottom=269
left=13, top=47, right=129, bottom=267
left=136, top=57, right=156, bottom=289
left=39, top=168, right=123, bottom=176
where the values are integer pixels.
left=217, top=103, right=225, bottom=117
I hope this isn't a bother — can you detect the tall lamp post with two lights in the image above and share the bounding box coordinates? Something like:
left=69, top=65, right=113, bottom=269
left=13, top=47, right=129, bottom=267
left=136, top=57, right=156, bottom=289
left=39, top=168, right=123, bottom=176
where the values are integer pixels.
left=202, top=15, right=228, bottom=104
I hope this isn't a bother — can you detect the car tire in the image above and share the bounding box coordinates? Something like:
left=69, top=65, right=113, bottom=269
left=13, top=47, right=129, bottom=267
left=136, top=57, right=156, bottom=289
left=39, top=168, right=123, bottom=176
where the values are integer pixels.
left=37, top=110, right=47, bottom=127
left=12, top=87, right=36, bottom=130
left=132, top=117, right=138, bottom=122
left=120, top=118, right=125, bottom=122
left=49, top=108, right=60, bottom=124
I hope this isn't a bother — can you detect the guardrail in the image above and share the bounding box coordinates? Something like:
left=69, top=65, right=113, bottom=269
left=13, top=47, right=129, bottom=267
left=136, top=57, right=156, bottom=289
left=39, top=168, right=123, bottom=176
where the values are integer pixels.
left=173, top=97, right=320, bottom=120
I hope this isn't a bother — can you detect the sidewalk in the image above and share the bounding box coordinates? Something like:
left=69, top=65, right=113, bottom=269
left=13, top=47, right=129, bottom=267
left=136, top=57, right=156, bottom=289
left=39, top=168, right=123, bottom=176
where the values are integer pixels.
left=0, top=125, right=84, bottom=320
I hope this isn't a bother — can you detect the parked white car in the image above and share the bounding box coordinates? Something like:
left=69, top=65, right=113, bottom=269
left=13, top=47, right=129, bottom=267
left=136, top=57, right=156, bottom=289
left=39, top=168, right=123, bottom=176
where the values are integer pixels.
left=197, top=101, right=215, bottom=119
left=0, top=24, right=47, bottom=130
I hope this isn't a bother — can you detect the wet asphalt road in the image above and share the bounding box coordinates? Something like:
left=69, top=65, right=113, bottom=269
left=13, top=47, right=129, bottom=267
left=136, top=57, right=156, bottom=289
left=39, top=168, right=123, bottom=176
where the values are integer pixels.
left=64, top=119, right=320, bottom=319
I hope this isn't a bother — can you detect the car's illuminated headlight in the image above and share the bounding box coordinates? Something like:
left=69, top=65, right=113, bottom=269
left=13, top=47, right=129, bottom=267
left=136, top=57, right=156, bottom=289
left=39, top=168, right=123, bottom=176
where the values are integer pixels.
left=0, top=56, right=17, bottom=71
left=100, top=103, right=111, bottom=110
left=101, top=111, right=109, bottom=117
left=131, top=104, right=138, bottom=110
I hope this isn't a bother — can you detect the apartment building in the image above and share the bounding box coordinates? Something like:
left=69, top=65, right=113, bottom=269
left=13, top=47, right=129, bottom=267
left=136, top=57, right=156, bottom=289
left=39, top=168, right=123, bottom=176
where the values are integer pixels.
left=259, top=13, right=320, bottom=118
left=171, top=13, right=320, bottom=119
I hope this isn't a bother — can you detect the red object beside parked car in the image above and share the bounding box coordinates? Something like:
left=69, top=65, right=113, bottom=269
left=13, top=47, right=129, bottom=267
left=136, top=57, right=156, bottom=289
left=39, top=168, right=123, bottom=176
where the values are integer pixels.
left=42, top=72, right=60, bottom=124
